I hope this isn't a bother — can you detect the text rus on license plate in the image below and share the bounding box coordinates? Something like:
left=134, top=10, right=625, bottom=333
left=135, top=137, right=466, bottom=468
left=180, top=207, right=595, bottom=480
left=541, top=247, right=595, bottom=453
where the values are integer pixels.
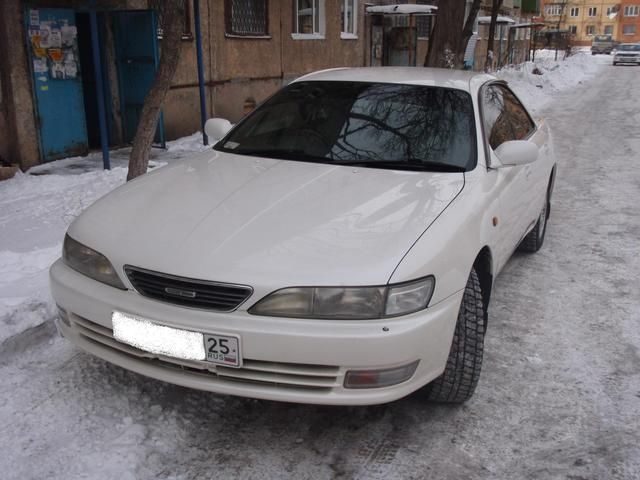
left=203, top=333, right=242, bottom=368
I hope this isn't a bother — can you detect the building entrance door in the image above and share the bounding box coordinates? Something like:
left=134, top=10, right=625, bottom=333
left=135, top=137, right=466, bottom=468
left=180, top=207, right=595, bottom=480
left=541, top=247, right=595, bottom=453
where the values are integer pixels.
left=113, top=11, right=165, bottom=146
left=25, top=7, right=89, bottom=161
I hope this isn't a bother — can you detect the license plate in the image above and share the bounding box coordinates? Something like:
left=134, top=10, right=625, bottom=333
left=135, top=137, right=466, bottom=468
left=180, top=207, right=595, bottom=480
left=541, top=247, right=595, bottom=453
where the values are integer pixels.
left=203, top=333, right=242, bottom=368
left=112, top=311, right=242, bottom=367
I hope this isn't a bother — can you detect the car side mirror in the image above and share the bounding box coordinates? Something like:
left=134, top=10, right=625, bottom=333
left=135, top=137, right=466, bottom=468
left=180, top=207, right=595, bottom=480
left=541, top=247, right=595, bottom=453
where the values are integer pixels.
left=494, top=140, right=539, bottom=167
left=204, top=118, right=233, bottom=142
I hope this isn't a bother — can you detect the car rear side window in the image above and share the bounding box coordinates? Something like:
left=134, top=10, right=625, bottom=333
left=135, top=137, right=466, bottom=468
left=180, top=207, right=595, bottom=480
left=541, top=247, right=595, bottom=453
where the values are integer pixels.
left=482, top=84, right=536, bottom=150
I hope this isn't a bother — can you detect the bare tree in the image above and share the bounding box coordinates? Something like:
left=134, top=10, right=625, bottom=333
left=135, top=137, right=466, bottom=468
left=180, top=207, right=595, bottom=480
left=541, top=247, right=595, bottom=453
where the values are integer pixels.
left=127, top=0, right=185, bottom=181
left=484, top=0, right=504, bottom=72
left=461, top=0, right=482, bottom=58
left=425, top=0, right=482, bottom=69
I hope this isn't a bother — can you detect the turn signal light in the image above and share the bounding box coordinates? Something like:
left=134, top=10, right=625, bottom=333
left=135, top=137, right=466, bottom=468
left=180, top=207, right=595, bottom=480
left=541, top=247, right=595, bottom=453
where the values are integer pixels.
left=344, top=361, right=419, bottom=389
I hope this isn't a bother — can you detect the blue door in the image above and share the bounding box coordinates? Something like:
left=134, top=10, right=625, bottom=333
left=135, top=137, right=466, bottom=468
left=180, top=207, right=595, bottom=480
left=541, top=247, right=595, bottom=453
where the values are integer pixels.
left=25, top=8, right=88, bottom=161
left=114, top=11, right=165, bottom=145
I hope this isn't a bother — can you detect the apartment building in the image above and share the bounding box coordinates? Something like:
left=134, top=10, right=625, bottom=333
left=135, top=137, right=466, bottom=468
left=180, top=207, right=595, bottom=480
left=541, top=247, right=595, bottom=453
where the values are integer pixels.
left=540, top=0, right=640, bottom=43
left=619, top=0, right=640, bottom=41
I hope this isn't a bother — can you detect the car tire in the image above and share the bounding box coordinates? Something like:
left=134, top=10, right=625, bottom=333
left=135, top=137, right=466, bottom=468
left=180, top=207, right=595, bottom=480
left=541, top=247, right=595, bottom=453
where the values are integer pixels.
left=423, top=267, right=485, bottom=403
left=518, top=192, right=549, bottom=253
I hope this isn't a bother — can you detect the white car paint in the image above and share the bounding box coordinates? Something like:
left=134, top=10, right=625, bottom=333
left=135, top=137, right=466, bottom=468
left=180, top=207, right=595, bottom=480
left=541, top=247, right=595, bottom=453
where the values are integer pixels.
left=50, top=67, right=556, bottom=405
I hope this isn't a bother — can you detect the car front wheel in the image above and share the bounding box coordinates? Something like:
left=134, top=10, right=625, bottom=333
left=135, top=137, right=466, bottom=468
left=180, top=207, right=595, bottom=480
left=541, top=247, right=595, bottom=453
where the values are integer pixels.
left=422, top=267, right=485, bottom=403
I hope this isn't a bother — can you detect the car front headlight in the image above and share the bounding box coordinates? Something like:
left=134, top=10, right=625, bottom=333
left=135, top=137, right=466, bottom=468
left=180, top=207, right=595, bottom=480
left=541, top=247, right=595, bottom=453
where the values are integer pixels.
left=249, top=277, right=434, bottom=319
left=62, top=234, right=126, bottom=289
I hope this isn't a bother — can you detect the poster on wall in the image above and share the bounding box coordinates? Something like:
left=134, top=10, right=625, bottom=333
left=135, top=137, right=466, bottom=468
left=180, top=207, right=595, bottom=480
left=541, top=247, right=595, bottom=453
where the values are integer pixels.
left=27, top=15, right=80, bottom=82
left=51, top=61, right=65, bottom=79
left=33, top=58, right=48, bottom=74
left=49, top=28, right=62, bottom=48
left=39, top=24, right=52, bottom=48
left=29, top=9, right=40, bottom=26
left=61, top=24, right=77, bottom=47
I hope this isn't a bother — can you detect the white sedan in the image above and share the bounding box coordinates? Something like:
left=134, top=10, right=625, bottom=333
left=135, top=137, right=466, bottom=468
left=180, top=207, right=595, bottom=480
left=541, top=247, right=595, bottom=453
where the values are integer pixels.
left=50, top=68, right=556, bottom=405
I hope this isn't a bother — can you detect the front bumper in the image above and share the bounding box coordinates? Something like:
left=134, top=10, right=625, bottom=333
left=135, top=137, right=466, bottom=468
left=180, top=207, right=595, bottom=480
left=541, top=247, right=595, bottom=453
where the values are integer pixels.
left=50, top=259, right=462, bottom=405
left=614, top=56, right=640, bottom=64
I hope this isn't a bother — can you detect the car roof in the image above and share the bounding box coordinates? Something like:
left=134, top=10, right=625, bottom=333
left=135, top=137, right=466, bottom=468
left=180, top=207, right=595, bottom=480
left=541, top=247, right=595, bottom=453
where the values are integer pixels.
left=293, top=67, right=497, bottom=93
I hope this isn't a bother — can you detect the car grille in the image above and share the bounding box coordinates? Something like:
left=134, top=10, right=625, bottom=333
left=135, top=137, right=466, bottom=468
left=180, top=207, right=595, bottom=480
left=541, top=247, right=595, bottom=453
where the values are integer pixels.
left=69, top=315, right=341, bottom=391
left=124, top=265, right=253, bottom=311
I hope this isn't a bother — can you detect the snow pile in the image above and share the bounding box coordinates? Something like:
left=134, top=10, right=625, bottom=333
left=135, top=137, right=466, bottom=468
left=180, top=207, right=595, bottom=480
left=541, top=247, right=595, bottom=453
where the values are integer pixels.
left=0, top=132, right=210, bottom=343
left=497, top=50, right=605, bottom=113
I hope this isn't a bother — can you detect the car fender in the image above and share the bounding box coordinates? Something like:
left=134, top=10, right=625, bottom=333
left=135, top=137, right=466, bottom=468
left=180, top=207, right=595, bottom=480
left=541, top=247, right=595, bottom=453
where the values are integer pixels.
left=388, top=166, right=500, bottom=306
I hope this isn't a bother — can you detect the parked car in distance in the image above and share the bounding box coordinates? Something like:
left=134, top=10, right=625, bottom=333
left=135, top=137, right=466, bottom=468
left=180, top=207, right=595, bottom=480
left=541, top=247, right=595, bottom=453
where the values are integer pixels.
left=592, top=34, right=615, bottom=54
left=50, top=67, right=557, bottom=406
left=613, top=43, right=640, bottom=65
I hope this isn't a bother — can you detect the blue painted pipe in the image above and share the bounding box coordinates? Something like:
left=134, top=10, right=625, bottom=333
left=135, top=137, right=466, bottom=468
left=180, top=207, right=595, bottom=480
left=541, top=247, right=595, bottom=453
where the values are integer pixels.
left=193, top=0, right=208, bottom=145
left=89, top=5, right=110, bottom=169
left=193, top=0, right=209, bottom=145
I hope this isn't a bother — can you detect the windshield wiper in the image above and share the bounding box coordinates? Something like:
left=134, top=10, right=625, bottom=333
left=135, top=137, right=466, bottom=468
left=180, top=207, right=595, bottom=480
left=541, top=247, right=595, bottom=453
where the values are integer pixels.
left=227, top=148, right=330, bottom=164
left=334, top=160, right=466, bottom=173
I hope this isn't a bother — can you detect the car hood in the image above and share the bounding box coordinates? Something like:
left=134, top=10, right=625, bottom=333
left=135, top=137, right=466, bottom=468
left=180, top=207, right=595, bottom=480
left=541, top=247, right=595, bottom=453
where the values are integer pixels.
left=69, top=151, right=463, bottom=290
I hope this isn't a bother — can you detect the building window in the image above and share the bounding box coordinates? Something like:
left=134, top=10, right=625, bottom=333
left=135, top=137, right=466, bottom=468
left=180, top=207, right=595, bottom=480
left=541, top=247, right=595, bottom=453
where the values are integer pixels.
left=586, top=25, right=596, bottom=35
left=416, top=15, right=431, bottom=39
left=624, top=5, right=640, bottom=16
left=606, top=6, right=616, bottom=16
left=294, top=0, right=325, bottom=37
left=545, top=5, right=564, bottom=16
left=604, top=25, right=613, bottom=35
left=153, top=0, right=194, bottom=40
left=225, top=0, right=269, bottom=36
left=341, top=0, right=357, bottom=38
left=569, top=7, right=579, bottom=17
left=623, top=24, right=637, bottom=34
left=416, top=0, right=433, bottom=39
left=569, top=25, right=577, bottom=34
left=588, top=7, right=597, bottom=17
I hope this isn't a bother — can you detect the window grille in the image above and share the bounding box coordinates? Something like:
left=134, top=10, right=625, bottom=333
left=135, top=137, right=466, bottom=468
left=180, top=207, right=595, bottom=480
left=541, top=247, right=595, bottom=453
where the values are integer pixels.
left=416, top=0, right=433, bottom=39
left=225, top=0, right=269, bottom=36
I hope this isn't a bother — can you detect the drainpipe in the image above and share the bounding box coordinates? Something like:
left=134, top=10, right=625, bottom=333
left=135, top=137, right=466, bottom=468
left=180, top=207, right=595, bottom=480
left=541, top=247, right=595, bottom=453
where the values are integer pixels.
left=89, top=0, right=110, bottom=169
left=193, top=0, right=208, bottom=145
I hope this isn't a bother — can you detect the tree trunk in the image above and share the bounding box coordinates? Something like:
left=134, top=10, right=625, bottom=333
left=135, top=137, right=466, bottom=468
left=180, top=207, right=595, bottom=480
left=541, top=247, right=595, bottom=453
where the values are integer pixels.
left=425, top=0, right=471, bottom=69
left=127, top=0, right=185, bottom=181
left=461, top=0, right=482, bottom=56
left=484, top=0, right=503, bottom=72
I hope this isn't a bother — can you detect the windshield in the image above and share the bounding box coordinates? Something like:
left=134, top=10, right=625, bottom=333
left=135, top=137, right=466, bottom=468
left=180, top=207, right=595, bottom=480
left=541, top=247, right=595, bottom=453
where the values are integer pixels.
left=214, top=81, right=477, bottom=172
left=594, top=35, right=611, bottom=42
left=618, top=44, right=640, bottom=51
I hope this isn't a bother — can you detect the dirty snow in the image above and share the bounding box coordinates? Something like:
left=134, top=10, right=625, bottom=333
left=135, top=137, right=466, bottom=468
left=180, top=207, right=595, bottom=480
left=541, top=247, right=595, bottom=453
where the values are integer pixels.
left=2, top=53, right=639, bottom=479
left=496, top=49, right=602, bottom=113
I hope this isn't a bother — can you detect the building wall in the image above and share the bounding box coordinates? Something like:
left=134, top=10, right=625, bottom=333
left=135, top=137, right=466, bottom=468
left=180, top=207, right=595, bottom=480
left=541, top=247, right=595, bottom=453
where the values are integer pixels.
left=539, top=0, right=636, bottom=44
left=164, top=0, right=369, bottom=131
left=562, top=0, right=620, bottom=44
left=160, top=0, right=372, bottom=138
left=0, top=0, right=41, bottom=169
left=619, top=0, right=640, bottom=42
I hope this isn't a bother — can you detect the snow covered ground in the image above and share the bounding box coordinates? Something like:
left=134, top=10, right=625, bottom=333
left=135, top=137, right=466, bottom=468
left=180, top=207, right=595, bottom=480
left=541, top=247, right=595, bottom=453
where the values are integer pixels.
left=2, top=52, right=639, bottom=479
